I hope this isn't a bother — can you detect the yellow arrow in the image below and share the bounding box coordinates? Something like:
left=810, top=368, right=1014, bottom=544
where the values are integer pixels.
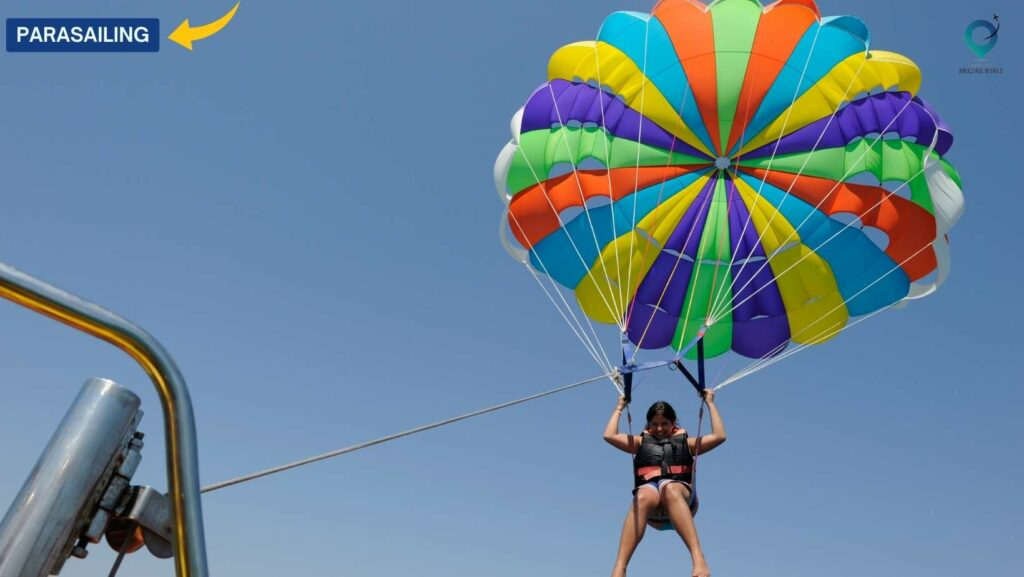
left=169, top=2, right=240, bottom=51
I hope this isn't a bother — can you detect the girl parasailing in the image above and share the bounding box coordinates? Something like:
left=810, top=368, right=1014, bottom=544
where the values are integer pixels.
left=603, top=392, right=725, bottom=577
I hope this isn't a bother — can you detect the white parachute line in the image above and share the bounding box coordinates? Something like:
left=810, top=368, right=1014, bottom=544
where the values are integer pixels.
left=675, top=249, right=710, bottom=358
left=508, top=144, right=624, bottom=371
left=588, top=10, right=709, bottom=366
left=703, top=29, right=785, bottom=328
left=728, top=340, right=790, bottom=382
left=512, top=129, right=626, bottom=341
left=711, top=345, right=737, bottom=388
left=636, top=8, right=756, bottom=362
left=711, top=319, right=803, bottom=388
left=795, top=237, right=935, bottom=345
left=630, top=178, right=716, bottom=357
left=708, top=90, right=918, bottom=323
left=707, top=44, right=874, bottom=321
left=625, top=86, right=702, bottom=341
left=624, top=15, right=653, bottom=346
left=699, top=178, right=735, bottom=327
left=545, top=83, right=629, bottom=330
left=716, top=236, right=936, bottom=389
left=705, top=25, right=826, bottom=319
left=716, top=303, right=895, bottom=390
left=506, top=207, right=615, bottom=373
left=708, top=129, right=928, bottom=325
left=622, top=74, right=705, bottom=363
left=719, top=309, right=881, bottom=389
left=505, top=211, right=611, bottom=371
left=522, top=261, right=614, bottom=374
left=591, top=34, right=626, bottom=342
left=710, top=66, right=876, bottom=321
left=710, top=72, right=922, bottom=325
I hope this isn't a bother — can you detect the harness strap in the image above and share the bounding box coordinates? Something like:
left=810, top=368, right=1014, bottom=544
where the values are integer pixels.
left=672, top=337, right=707, bottom=498
left=672, top=359, right=705, bottom=393
left=635, top=465, right=692, bottom=481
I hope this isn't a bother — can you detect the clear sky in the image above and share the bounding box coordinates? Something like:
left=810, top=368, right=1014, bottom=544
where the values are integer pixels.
left=0, top=1, right=1020, bottom=576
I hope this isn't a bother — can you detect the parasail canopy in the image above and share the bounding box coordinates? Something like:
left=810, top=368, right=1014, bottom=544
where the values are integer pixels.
left=496, top=0, right=964, bottom=368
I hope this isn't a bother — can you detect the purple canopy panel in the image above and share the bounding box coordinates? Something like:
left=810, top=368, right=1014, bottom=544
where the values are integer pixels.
left=732, top=316, right=792, bottom=358
left=912, top=96, right=954, bottom=156
left=724, top=178, right=791, bottom=358
left=520, top=80, right=709, bottom=159
left=626, top=177, right=717, bottom=349
left=743, top=92, right=953, bottom=158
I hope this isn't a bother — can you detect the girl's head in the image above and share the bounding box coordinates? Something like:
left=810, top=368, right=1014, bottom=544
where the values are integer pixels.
left=645, top=401, right=677, bottom=438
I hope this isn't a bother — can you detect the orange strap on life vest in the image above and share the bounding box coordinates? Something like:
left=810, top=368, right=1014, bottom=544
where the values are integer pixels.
left=636, top=465, right=692, bottom=481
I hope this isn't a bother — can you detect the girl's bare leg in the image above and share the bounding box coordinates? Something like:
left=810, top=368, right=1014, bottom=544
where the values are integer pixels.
left=611, top=489, right=660, bottom=577
left=661, top=482, right=710, bottom=577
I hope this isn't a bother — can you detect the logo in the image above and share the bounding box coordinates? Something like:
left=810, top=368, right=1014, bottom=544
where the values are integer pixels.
left=965, top=15, right=999, bottom=59
left=960, top=14, right=1003, bottom=75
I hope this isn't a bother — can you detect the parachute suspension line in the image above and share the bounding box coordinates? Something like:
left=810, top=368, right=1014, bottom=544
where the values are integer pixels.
left=705, top=27, right=825, bottom=321
left=622, top=86, right=703, bottom=360
left=546, top=84, right=629, bottom=330
left=591, top=40, right=627, bottom=337
left=618, top=0, right=669, bottom=495
left=700, top=178, right=735, bottom=332
left=627, top=25, right=748, bottom=356
left=703, top=27, right=788, bottom=326
left=674, top=183, right=718, bottom=356
left=707, top=152, right=931, bottom=326
left=623, top=15, right=653, bottom=341
left=590, top=0, right=669, bottom=334
left=201, top=371, right=616, bottom=494
left=507, top=209, right=615, bottom=373
left=725, top=21, right=785, bottom=181
left=512, top=129, right=627, bottom=336
left=522, top=261, right=614, bottom=373
left=704, top=24, right=825, bottom=319
left=629, top=185, right=717, bottom=356
left=708, top=68, right=925, bottom=325
left=718, top=233, right=936, bottom=388
left=733, top=232, right=937, bottom=381
left=593, top=5, right=706, bottom=364
left=716, top=233, right=937, bottom=387
left=710, top=44, right=874, bottom=321
left=708, top=91, right=918, bottom=324
left=717, top=302, right=897, bottom=390
left=509, top=138, right=627, bottom=369
left=708, top=53, right=871, bottom=323
left=711, top=350, right=734, bottom=389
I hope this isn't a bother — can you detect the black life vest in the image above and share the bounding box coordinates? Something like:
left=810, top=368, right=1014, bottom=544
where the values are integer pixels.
left=633, top=431, right=694, bottom=487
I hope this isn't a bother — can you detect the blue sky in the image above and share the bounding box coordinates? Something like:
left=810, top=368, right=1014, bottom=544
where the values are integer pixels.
left=0, top=1, right=1021, bottom=576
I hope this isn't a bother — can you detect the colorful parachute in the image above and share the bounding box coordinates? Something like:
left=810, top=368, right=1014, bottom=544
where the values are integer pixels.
left=495, top=0, right=964, bottom=362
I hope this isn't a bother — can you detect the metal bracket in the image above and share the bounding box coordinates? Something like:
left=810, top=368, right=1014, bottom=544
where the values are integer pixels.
left=0, top=379, right=144, bottom=577
left=105, top=486, right=174, bottom=559
left=60, top=429, right=146, bottom=572
left=0, top=262, right=208, bottom=576
left=79, top=432, right=146, bottom=547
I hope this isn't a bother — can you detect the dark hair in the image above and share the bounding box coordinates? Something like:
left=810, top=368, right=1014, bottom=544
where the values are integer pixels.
left=646, top=401, right=677, bottom=425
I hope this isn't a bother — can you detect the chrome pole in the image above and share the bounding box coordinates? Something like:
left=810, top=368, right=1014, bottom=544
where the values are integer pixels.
left=0, top=262, right=208, bottom=577
left=0, top=379, right=142, bottom=577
